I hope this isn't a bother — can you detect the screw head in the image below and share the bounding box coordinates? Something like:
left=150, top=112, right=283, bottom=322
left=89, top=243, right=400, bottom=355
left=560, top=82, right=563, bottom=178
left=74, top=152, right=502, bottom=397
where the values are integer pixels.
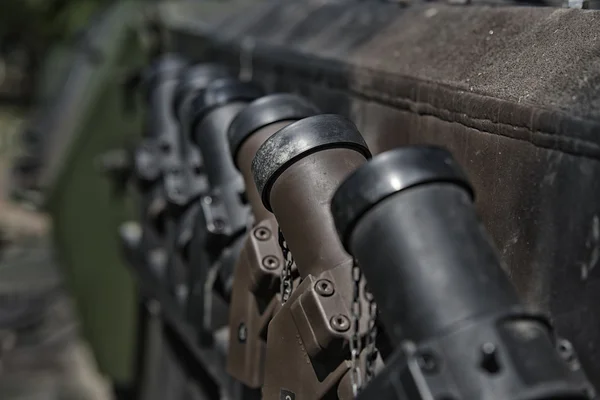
left=262, top=255, right=280, bottom=270
left=315, top=279, right=335, bottom=297
left=330, top=314, right=350, bottom=333
left=238, top=323, right=247, bottom=343
left=253, top=227, right=271, bottom=241
left=417, top=350, right=439, bottom=374
left=557, top=339, right=574, bottom=360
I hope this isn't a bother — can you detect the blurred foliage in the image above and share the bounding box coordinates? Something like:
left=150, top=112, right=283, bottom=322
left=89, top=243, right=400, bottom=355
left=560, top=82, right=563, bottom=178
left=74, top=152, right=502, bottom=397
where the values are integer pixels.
left=0, top=0, right=127, bottom=105
left=0, top=0, right=118, bottom=48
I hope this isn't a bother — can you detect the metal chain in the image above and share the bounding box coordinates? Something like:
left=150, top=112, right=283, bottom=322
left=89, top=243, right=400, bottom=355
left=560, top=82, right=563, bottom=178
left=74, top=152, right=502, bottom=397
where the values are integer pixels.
left=350, top=258, right=379, bottom=395
left=350, top=257, right=363, bottom=397
left=364, top=285, right=378, bottom=384
left=278, top=228, right=294, bottom=304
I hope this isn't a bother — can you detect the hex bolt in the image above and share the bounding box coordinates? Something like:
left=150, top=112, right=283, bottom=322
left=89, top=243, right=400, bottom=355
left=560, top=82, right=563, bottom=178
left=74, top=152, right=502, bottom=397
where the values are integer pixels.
left=315, top=279, right=335, bottom=297
left=262, top=255, right=280, bottom=270
left=330, top=314, right=350, bottom=333
left=253, top=226, right=271, bottom=241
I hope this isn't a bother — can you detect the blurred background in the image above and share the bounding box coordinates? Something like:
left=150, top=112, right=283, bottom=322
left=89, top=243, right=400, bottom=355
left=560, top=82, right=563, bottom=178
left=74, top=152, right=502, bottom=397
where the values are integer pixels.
left=0, top=1, right=138, bottom=399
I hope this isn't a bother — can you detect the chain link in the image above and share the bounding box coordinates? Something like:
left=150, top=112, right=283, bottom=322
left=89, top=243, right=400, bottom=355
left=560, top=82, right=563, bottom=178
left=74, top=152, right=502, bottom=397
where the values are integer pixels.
left=350, top=257, right=363, bottom=397
left=350, top=258, right=379, bottom=395
left=364, top=285, right=378, bottom=384
left=278, top=228, right=294, bottom=304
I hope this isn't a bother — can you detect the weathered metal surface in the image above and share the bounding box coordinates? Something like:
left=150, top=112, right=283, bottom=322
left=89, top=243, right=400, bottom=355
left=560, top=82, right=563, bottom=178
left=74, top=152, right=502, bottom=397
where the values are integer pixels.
left=162, top=0, right=600, bottom=388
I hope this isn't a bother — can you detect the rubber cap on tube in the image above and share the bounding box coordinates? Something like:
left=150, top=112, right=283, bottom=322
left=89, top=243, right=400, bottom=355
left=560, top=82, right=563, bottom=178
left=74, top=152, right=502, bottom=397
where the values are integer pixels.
left=252, top=114, right=371, bottom=212
left=227, top=94, right=320, bottom=166
left=331, top=146, right=474, bottom=251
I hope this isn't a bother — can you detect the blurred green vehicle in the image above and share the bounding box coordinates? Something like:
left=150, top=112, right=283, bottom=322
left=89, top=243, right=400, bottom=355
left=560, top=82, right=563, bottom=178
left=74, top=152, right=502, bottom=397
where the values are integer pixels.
left=4, top=0, right=149, bottom=391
